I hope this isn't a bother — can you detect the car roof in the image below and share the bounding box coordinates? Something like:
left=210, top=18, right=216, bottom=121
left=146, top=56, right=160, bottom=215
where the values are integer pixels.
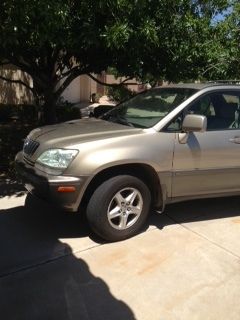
left=155, top=82, right=240, bottom=91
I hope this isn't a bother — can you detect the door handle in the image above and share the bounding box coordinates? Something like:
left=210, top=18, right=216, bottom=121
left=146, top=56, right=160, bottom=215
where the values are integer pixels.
left=229, top=137, right=240, bottom=144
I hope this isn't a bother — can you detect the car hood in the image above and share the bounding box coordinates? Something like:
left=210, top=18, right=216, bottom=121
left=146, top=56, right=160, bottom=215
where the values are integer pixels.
left=28, top=118, right=144, bottom=148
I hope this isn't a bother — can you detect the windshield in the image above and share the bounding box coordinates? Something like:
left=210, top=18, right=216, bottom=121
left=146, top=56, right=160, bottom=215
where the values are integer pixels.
left=102, top=87, right=197, bottom=128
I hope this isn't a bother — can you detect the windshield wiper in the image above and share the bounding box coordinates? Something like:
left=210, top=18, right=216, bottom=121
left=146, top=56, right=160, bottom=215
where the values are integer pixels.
left=115, top=116, right=134, bottom=127
left=102, top=114, right=134, bottom=127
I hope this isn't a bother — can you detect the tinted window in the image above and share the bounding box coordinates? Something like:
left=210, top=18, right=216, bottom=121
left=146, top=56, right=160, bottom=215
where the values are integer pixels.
left=188, top=92, right=240, bottom=130
left=165, top=91, right=240, bottom=131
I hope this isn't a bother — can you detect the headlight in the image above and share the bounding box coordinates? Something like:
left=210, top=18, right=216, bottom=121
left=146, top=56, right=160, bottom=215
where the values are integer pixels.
left=36, top=149, right=78, bottom=169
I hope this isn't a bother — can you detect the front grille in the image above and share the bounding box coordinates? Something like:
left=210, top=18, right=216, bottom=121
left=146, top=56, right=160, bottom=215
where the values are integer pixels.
left=23, top=138, right=39, bottom=156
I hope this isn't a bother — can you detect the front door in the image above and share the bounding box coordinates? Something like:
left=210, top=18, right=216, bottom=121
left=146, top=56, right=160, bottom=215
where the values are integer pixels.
left=169, top=90, right=240, bottom=198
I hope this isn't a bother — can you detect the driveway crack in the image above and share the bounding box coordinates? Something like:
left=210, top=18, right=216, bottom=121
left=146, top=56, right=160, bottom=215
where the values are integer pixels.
left=0, top=243, right=102, bottom=279
left=166, top=213, right=240, bottom=261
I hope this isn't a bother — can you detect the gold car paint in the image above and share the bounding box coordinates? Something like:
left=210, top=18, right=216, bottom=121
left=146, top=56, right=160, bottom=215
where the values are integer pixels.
left=19, top=84, right=240, bottom=212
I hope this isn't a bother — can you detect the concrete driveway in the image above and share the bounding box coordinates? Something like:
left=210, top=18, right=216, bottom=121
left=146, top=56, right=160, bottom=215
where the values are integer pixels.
left=0, top=191, right=240, bottom=320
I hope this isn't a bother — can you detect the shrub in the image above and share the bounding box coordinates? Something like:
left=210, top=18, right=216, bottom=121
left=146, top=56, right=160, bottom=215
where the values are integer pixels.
left=56, top=105, right=81, bottom=122
left=0, top=104, right=12, bottom=122
left=0, top=104, right=37, bottom=123
left=107, top=85, right=135, bottom=103
left=91, top=93, right=102, bottom=103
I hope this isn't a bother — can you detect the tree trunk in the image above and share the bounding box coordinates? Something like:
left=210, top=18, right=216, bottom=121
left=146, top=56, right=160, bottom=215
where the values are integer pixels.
left=42, top=102, right=57, bottom=125
left=41, top=89, right=58, bottom=125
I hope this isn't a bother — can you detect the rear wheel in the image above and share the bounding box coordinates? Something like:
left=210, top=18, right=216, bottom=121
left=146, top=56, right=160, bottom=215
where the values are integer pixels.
left=86, top=175, right=151, bottom=241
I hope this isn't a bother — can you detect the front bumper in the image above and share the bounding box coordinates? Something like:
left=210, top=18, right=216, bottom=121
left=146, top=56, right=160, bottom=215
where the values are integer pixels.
left=15, top=152, right=89, bottom=212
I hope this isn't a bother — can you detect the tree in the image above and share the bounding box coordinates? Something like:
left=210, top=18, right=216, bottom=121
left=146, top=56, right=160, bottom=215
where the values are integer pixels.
left=0, top=0, right=231, bottom=124
left=212, top=0, right=240, bottom=80
left=190, top=0, right=240, bottom=80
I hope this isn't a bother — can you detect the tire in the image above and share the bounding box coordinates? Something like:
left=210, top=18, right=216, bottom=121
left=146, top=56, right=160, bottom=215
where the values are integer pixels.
left=86, top=175, right=151, bottom=241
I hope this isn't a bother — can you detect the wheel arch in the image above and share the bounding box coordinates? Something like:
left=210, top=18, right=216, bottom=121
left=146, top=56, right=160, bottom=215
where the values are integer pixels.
left=80, top=163, right=163, bottom=209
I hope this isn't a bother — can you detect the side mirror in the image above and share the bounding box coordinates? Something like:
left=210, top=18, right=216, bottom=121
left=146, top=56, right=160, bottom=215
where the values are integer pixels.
left=182, top=114, right=207, bottom=133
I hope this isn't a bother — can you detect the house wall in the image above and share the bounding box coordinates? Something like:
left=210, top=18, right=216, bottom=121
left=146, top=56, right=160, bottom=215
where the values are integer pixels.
left=61, top=76, right=81, bottom=103
left=0, top=65, right=34, bottom=104
left=62, top=74, right=96, bottom=103
left=80, top=75, right=91, bottom=101
left=105, top=75, right=140, bottom=92
left=0, top=66, right=143, bottom=106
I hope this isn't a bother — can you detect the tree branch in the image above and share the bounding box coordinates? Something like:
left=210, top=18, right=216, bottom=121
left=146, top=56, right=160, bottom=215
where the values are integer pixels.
left=121, top=77, right=134, bottom=84
left=87, top=73, right=139, bottom=87
left=54, top=68, right=86, bottom=99
left=201, top=60, right=228, bottom=76
left=7, top=56, right=46, bottom=88
left=55, top=70, right=141, bottom=102
left=0, top=62, right=11, bottom=67
left=0, top=74, right=36, bottom=95
left=60, top=65, right=82, bottom=78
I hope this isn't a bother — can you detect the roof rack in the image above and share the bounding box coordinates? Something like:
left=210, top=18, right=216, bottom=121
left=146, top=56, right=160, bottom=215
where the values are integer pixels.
left=207, top=80, right=240, bottom=84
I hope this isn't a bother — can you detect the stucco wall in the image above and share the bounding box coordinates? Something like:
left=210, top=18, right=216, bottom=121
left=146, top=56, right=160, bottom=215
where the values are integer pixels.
left=0, top=66, right=142, bottom=106
left=0, top=65, right=34, bottom=104
left=61, top=76, right=81, bottom=104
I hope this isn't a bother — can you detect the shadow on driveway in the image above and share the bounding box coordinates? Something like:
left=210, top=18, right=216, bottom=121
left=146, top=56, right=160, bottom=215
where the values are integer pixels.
left=0, top=177, right=26, bottom=198
left=149, top=196, right=240, bottom=230
left=0, top=192, right=239, bottom=319
left=0, top=194, right=136, bottom=320
left=1, top=193, right=239, bottom=276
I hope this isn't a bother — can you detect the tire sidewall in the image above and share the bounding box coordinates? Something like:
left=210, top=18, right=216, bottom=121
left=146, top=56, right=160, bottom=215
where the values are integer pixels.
left=87, top=175, right=151, bottom=241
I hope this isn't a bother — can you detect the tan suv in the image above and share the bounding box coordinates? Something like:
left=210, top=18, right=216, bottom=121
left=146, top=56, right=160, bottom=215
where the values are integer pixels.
left=16, top=83, right=240, bottom=241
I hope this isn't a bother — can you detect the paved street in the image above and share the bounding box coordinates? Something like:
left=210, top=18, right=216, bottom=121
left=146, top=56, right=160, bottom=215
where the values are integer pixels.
left=0, top=192, right=240, bottom=320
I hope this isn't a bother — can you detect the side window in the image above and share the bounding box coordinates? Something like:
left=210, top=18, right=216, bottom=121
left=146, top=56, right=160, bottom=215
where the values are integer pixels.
left=165, top=91, right=240, bottom=132
left=164, top=96, right=213, bottom=132
left=188, top=96, right=213, bottom=117
left=165, top=113, right=183, bottom=131
left=206, top=92, right=240, bottom=130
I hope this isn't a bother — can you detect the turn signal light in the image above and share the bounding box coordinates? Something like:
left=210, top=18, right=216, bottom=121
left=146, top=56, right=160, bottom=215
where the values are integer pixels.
left=57, top=186, right=76, bottom=193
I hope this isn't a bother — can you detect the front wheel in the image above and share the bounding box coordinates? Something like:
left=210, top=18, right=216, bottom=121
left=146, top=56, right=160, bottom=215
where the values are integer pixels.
left=86, top=175, right=151, bottom=241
